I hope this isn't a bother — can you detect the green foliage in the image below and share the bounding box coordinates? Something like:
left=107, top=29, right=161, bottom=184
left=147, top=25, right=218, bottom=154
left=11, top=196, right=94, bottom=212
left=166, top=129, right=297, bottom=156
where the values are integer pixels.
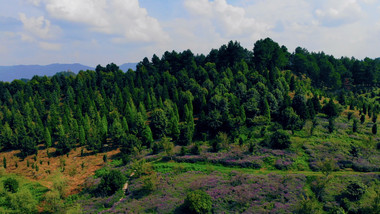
left=253, top=37, right=288, bottom=71
left=3, top=178, right=19, bottom=193
left=52, top=172, right=68, bottom=199
left=161, top=137, right=174, bottom=158
left=183, top=189, right=213, bottom=214
left=141, top=172, right=158, bottom=193
left=360, top=114, right=366, bottom=124
left=131, top=159, right=153, bottom=177
left=347, top=112, right=354, bottom=121
left=191, top=142, right=201, bottom=155
left=353, top=119, right=358, bottom=133
left=0, top=39, right=380, bottom=213
left=322, top=99, right=340, bottom=118
left=268, top=130, right=291, bottom=149
left=280, top=107, right=303, bottom=133
left=318, top=158, right=337, bottom=177
left=97, top=170, right=126, bottom=196
left=372, top=123, right=377, bottom=135
left=178, top=123, right=193, bottom=146
left=345, top=181, right=367, bottom=201
left=44, top=127, right=52, bottom=148
left=293, top=196, right=322, bottom=214
left=328, top=117, right=335, bottom=133
left=212, top=132, right=229, bottom=152
left=7, top=187, right=38, bottom=213
left=44, top=190, right=63, bottom=213
left=120, top=134, right=142, bottom=155
left=150, top=108, right=168, bottom=139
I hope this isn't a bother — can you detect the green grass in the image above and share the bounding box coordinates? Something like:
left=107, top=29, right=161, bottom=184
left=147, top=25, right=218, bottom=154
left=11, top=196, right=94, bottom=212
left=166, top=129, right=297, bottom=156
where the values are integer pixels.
left=152, top=161, right=380, bottom=177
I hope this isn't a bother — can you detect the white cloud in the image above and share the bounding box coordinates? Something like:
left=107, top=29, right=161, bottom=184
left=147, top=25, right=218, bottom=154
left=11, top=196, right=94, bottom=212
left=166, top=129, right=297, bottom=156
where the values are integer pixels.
left=315, top=0, right=364, bottom=27
left=27, top=0, right=41, bottom=6
left=360, top=0, right=376, bottom=4
left=18, top=13, right=62, bottom=51
left=184, top=0, right=270, bottom=37
left=38, top=41, right=61, bottom=50
left=41, top=0, right=168, bottom=43
left=19, top=13, right=60, bottom=39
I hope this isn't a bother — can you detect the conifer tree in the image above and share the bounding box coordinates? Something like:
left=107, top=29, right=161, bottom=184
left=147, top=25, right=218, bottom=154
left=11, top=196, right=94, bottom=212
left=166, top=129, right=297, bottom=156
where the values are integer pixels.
left=262, top=98, right=271, bottom=121
left=150, top=108, right=168, bottom=139
left=44, top=127, right=52, bottom=148
left=79, top=125, right=86, bottom=146
left=353, top=119, right=358, bottom=133
left=3, top=156, right=6, bottom=169
left=372, top=123, right=377, bottom=135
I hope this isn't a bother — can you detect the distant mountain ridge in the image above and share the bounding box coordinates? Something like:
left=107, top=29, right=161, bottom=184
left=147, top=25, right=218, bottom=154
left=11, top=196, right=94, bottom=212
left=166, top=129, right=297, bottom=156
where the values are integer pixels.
left=0, top=63, right=137, bottom=82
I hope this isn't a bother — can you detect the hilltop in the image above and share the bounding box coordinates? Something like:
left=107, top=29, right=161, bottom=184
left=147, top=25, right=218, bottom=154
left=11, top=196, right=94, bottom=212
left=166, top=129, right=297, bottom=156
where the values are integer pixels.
left=0, top=38, right=379, bottom=213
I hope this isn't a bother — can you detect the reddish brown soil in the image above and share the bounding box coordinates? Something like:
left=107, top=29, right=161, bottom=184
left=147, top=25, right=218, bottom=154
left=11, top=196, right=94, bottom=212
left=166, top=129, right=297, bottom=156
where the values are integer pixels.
left=0, top=145, right=120, bottom=195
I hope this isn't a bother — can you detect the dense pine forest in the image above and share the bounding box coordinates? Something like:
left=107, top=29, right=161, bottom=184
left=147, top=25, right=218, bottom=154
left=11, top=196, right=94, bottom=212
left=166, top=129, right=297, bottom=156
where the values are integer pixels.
left=0, top=38, right=379, bottom=213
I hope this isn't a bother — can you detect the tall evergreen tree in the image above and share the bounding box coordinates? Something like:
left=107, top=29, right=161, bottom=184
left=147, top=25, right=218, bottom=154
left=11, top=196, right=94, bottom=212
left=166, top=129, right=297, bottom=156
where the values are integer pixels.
left=44, top=127, right=52, bottom=148
left=150, top=108, right=168, bottom=139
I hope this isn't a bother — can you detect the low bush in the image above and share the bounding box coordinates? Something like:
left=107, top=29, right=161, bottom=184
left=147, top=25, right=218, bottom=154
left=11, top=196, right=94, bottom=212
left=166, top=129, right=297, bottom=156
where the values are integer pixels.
left=183, top=189, right=212, bottom=214
left=3, top=178, right=19, bottom=193
left=97, top=170, right=126, bottom=196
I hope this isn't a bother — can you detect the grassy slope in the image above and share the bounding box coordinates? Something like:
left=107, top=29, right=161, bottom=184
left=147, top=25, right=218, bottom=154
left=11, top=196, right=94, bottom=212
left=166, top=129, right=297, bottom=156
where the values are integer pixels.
left=74, top=104, right=380, bottom=213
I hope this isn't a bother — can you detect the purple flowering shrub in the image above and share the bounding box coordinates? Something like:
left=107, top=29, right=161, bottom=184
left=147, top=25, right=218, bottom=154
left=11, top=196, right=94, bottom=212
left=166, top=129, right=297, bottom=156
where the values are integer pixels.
left=275, top=158, right=293, bottom=170
left=173, top=145, right=297, bottom=170
left=352, top=158, right=380, bottom=172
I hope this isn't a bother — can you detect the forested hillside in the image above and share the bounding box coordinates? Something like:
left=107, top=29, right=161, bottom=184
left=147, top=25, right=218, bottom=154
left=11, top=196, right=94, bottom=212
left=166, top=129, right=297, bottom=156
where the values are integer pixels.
left=0, top=38, right=379, bottom=213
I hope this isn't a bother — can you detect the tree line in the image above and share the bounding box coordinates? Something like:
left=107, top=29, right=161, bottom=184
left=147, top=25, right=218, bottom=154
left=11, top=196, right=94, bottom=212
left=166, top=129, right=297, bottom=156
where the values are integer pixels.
left=0, top=38, right=379, bottom=158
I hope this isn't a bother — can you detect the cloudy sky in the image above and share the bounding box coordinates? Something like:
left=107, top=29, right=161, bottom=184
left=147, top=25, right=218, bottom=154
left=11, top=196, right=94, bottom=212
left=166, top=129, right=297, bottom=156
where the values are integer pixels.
left=1, top=0, right=379, bottom=66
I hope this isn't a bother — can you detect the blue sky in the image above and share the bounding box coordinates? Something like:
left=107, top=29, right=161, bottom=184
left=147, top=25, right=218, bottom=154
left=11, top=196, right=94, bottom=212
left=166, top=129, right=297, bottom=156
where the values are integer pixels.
left=0, top=0, right=379, bottom=66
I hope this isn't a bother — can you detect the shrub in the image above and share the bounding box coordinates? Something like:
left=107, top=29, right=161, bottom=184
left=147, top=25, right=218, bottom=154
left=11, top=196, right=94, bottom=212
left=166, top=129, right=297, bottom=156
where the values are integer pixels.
left=269, top=130, right=291, bottom=149
left=97, top=170, right=126, bottom=196
left=191, top=143, right=201, bottom=155
left=322, top=99, right=340, bottom=118
left=183, top=190, right=212, bottom=214
left=293, top=196, right=322, bottom=214
left=141, top=173, right=158, bottom=193
left=8, top=187, right=38, bottom=213
left=345, top=181, right=366, bottom=201
left=3, top=178, right=19, bottom=193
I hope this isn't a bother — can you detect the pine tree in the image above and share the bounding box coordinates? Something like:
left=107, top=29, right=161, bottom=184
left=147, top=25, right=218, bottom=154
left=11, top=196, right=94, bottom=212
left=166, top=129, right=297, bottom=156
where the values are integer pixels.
left=110, top=117, right=123, bottom=142
left=170, top=116, right=180, bottom=141
left=328, top=117, right=335, bottom=133
left=372, top=123, right=377, bottom=135
left=44, top=127, right=52, bottom=148
left=79, top=125, right=86, bottom=146
left=150, top=108, right=168, bottom=139
left=141, top=125, right=154, bottom=147
left=372, top=114, right=377, bottom=123
left=262, top=98, right=271, bottom=121
left=353, top=119, right=358, bottom=133
left=121, top=117, right=129, bottom=133
left=56, top=124, right=70, bottom=155
left=360, top=114, right=365, bottom=124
